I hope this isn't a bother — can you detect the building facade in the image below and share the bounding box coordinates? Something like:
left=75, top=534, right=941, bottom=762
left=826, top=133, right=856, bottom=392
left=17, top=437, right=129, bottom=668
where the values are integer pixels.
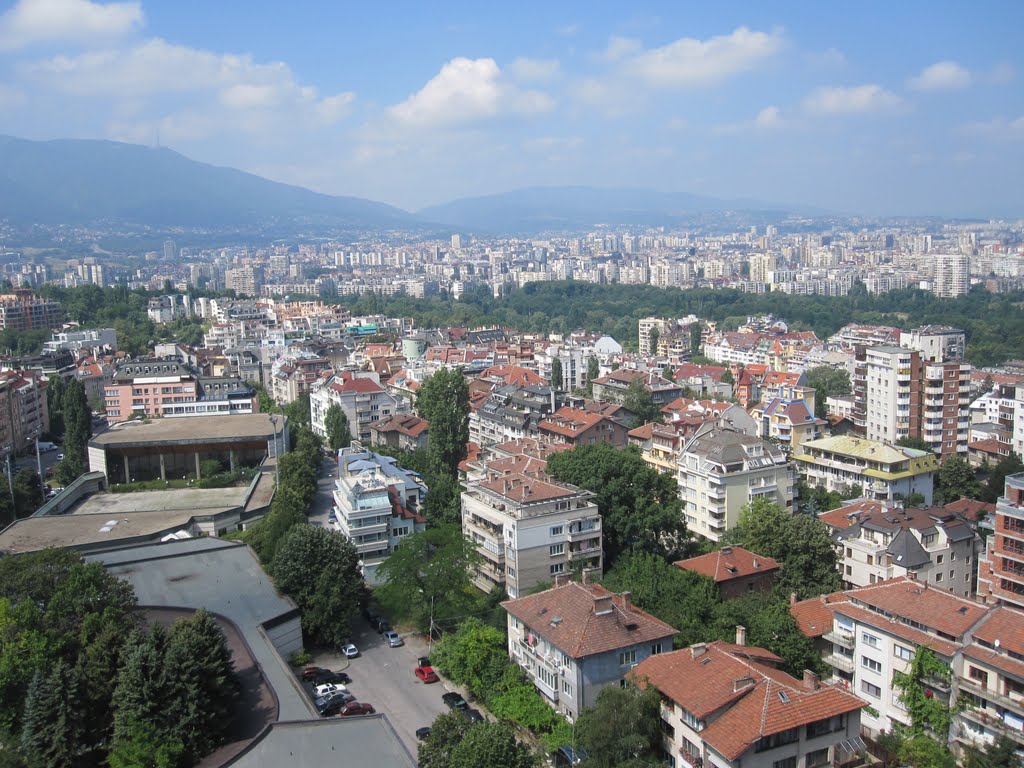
left=977, top=472, right=1024, bottom=610
left=310, top=371, right=401, bottom=445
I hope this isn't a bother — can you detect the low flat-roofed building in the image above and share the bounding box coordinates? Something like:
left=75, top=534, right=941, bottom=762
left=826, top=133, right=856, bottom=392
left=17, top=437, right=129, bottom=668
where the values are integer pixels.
left=88, top=413, right=288, bottom=484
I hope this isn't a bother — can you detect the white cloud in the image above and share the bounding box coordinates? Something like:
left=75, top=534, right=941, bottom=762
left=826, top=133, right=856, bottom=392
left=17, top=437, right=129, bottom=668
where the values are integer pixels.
left=907, top=60, right=971, bottom=91
left=959, top=116, right=1024, bottom=140
left=755, top=105, right=782, bottom=128
left=387, top=57, right=553, bottom=127
left=802, top=84, right=901, bottom=115
left=508, top=57, right=561, bottom=81
left=621, top=26, right=784, bottom=87
left=600, top=35, right=641, bottom=62
left=0, top=0, right=142, bottom=51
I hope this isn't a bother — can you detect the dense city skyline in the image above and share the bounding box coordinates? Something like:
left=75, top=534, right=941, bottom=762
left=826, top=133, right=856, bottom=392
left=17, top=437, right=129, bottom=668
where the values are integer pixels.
left=0, top=0, right=1022, bottom=217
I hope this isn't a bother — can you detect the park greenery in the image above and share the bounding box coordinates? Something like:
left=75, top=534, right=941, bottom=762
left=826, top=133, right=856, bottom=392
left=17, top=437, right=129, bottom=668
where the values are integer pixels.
left=418, top=712, right=538, bottom=768
left=0, top=550, right=237, bottom=767
left=0, top=470, right=45, bottom=527
left=46, top=375, right=92, bottom=486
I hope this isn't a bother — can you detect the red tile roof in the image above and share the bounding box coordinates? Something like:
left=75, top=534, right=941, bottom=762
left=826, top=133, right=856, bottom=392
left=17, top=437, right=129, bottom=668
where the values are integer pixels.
left=790, top=593, right=848, bottom=638
left=478, top=472, right=577, bottom=504
left=675, top=546, right=780, bottom=583
left=480, top=365, right=545, bottom=388
left=502, top=582, right=677, bottom=659
left=330, top=372, right=384, bottom=394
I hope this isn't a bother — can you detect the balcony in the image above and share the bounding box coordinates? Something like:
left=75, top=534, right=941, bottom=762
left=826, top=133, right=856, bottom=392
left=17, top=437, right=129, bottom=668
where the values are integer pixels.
left=958, top=678, right=1024, bottom=712
left=825, top=652, right=855, bottom=673
left=568, top=522, right=600, bottom=540
left=959, top=705, right=1024, bottom=745
left=823, top=629, right=855, bottom=648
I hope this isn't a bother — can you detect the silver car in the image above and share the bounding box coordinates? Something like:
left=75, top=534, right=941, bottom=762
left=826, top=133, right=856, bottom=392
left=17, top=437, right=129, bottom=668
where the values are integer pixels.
left=384, top=630, right=403, bottom=648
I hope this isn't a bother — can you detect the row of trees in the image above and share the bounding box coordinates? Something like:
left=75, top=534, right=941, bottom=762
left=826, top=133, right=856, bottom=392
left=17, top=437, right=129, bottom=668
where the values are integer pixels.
left=0, top=550, right=238, bottom=767
left=46, top=375, right=92, bottom=486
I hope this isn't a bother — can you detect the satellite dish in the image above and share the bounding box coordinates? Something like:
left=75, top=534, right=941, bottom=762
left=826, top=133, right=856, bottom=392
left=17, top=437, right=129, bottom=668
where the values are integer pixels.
left=995, top=639, right=1001, bottom=648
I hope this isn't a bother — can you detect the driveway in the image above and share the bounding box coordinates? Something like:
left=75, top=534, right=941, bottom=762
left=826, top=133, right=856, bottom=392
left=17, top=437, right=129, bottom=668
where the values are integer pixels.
left=305, top=619, right=454, bottom=756
left=307, top=455, right=337, bottom=525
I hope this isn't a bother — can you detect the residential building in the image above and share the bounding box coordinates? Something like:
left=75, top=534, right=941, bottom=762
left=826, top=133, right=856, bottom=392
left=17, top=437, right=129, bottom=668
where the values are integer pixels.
left=900, top=325, right=966, bottom=363
left=270, top=352, right=333, bottom=404
left=224, top=265, right=265, bottom=296
left=534, top=346, right=591, bottom=391
left=501, top=580, right=677, bottom=720
left=462, top=463, right=601, bottom=597
left=103, top=359, right=258, bottom=422
left=636, top=639, right=865, bottom=768
left=369, top=413, right=429, bottom=452
left=310, top=371, right=400, bottom=444
left=821, top=499, right=980, bottom=595
left=677, top=425, right=793, bottom=542
left=793, top=436, right=938, bottom=505
left=331, top=445, right=426, bottom=584
left=674, top=546, right=780, bottom=599
left=749, top=384, right=826, bottom=454
left=932, top=253, right=970, bottom=297
left=146, top=295, right=191, bottom=324
left=42, top=328, right=117, bottom=355
left=538, top=406, right=629, bottom=448
left=0, top=370, right=49, bottom=457
left=591, top=369, right=683, bottom=408
left=977, top=472, right=1024, bottom=610
left=0, top=290, right=63, bottom=332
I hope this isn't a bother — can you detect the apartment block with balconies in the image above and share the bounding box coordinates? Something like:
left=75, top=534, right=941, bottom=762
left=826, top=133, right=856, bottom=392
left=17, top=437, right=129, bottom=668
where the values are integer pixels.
left=978, top=472, right=1024, bottom=611
left=461, top=468, right=601, bottom=598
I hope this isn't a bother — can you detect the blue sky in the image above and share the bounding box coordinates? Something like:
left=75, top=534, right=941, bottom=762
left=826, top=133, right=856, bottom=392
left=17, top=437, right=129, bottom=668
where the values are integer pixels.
left=0, top=0, right=1022, bottom=216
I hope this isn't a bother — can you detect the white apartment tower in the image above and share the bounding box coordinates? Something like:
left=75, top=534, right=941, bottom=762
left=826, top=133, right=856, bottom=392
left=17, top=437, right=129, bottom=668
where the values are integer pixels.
left=932, top=253, right=970, bottom=298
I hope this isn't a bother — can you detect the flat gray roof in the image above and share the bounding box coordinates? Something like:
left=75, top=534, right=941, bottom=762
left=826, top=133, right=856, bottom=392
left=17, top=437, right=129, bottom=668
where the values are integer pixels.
left=227, top=717, right=416, bottom=768
left=88, top=538, right=314, bottom=722
left=76, top=487, right=248, bottom=516
left=90, top=414, right=286, bottom=448
left=0, top=509, right=197, bottom=554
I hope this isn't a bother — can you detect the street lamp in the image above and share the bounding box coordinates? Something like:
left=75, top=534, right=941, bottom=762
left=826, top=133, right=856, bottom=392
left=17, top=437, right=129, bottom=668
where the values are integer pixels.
left=33, top=430, right=42, bottom=480
left=2, top=447, right=13, bottom=509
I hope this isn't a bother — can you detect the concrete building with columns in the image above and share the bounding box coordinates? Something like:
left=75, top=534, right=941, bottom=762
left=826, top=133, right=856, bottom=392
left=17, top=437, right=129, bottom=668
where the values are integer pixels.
left=87, top=413, right=288, bottom=485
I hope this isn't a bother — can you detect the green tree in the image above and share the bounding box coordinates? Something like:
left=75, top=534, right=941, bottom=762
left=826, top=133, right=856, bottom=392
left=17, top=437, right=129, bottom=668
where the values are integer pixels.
left=586, top=356, right=599, bottom=396
left=709, top=596, right=825, bottom=678
left=721, top=369, right=735, bottom=385
left=892, top=646, right=956, bottom=737
left=107, top=721, right=185, bottom=768
left=981, top=452, right=1024, bottom=503
left=324, top=403, right=352, bottom=452
left=963, top=735, right=1023, bottom=768
left=550, top=358, right=563, bottom=390
left=55, top=377, right=91, bottom=486
left=805, top=366, right=851, bottom=419
left=416, top=369, right=470, bottom=476
left=418, top=711, right=473, bottom=768
left=421, top=472, right=463, bottom=527
left=622, top=378, right=663, bottom=426
left=547, top=444, right=688, bottom=568
left=723, top=498, right=841, bottom=599
left=896, top=733, right=956, bottom=768
left=601, top=552, right=716, bottom=647
left=449, top=721, right=538, bottom=768
left=934, top=454, right=980, bottom=505
left=249, top=382, right=278, bottom=414
left=20, top=662, right=85, bottom=768
left=269, top=523, right=365, bottom=646
left=647, top=327, right=659, bottom=355
left=376, top=525, right=482, bottom=632
left=46, top=376, right=67, bottom=438
left=576, top=684, right=662, bottom=768
left=430, top=618, right=508, bottom=700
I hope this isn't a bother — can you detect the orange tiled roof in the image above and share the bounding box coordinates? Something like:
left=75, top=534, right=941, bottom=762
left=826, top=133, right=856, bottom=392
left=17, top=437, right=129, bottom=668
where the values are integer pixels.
left=674, top=546, right=780, bottom=583
left=478, top=472, right=577, bottom=504
left=502, top=582, right=677, bottom=659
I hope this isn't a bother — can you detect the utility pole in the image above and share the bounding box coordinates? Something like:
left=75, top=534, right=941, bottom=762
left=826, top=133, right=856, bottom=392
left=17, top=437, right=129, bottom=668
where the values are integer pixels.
left=34, top=432, right=42, bottom=480
left=427, top=595, right=435, bottom=655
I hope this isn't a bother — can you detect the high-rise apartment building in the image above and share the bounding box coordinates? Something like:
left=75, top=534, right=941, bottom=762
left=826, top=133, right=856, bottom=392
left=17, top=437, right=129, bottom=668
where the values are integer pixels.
left=748, top=252, right=777, bottom=284
left=0, top=290, right=63, bottom=332
left=932, top=253, right=970, bottom=297
left=977, top=472, right=1024, bottom=610
left=224, top=266, right=264, bottom=297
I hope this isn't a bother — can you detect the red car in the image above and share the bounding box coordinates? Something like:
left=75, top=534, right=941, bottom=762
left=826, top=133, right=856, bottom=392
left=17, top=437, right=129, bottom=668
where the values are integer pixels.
left=415, top=665, right=439, bottom=684
left=338, top=702, right=375, bottom=717
left=302, top=665, right=328, bottom=680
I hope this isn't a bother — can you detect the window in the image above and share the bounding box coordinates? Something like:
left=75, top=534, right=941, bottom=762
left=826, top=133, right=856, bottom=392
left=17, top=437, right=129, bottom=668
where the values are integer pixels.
left=863, top=633, right=879, bottom=648
left=773, top=759, right=797, bottom=768
left=807, top=747, right=830, bottom=768
left=862, top=656, right=882, bottom=673
left=968, top=666, right=989, bottom=687
left=549, top=544, right=565, bottom=556
left=507, top=567, right=515, bottom=577
left=936, top=572, right=943, bottom=583
left=894, top=644, right=914, bottom=661
left=562, top=680, right=572, bottom=697
left=754, top=729, right=799, bottom=753
left=861, top=681, right=881, bottom=698
left=549, top=563, right=564, bottom=576
left=936, top=554, right=944, bottom=564
left=651, top=643, right=663, bottom=655
left=846, top=565, right=853, bottom=576
left=618, top=650, right=636, bottom=666
left=550, top=525, right=563, bottom=537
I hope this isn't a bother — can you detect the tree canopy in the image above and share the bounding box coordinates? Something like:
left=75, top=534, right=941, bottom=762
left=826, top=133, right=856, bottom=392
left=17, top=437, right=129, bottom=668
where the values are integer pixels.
left=416, top=368, right=470, bottom=476
left=622, top=379, right=663, bottom=426
left=575, top=684, right=663, bottom=768
left=324, top=403, right=352, bottom=452
left=547, top=443, right=689, bottom=568
left=805, top=366, right=851, bottom=419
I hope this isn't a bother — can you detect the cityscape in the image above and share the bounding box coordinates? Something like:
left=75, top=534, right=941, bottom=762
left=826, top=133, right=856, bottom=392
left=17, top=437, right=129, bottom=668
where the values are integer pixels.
left=0, top=2, right=1023, bottom=768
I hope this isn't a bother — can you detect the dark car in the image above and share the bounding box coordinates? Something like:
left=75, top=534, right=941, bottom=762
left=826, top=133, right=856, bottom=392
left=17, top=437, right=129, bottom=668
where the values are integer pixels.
left=338, top=702, right=376, bottom=717
left=315, top=690, right=354, bottom=710
left=415, top=727, right=432, bottom=741
left=314, top=671, right=352, bottom=685
left=417, top=656, right=431, bottom=667
left=462, top=708, right=484, bottom=723
left=375, top=619, right=391, bottom=634
left=441, top=692, right=468, bottom=711
left=319, top=699, right=348, bottom=717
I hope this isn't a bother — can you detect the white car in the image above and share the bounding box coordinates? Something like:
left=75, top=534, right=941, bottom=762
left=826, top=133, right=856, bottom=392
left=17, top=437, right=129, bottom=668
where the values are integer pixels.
left=341, top=643, right=359, bottom=659
left=314, top=683, right=350, bottom=698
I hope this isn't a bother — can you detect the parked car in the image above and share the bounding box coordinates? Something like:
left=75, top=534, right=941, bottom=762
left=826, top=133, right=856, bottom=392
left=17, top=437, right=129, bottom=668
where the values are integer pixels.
left=341, top=643, right=360, bottom=659
left=315, top=690, right=354, bottom=710
left=441, top=692, right=468, bottom=711
left=337, top=702, right=376, bottom=717
left=327, top=513, right=337, bottom=524
left=417, top=655, right=431, bottom=667
left=462, top=708, right=484, bottom=723
left=374, top=619, right=391, bottom=634
left=415, top=665, right=439, bottom=684
left=384, top=630, right=403, bottom=648
left=319, top=699, right=348, bottom=717
left=415, top=727, right=432, bottom=741
left=314, top=683, right=350, bottom=698
left=302, top=665, right=328, bottom=680
left=314, top=671, right=351, bottom=685
left=56, top=453, right=64, bottom=461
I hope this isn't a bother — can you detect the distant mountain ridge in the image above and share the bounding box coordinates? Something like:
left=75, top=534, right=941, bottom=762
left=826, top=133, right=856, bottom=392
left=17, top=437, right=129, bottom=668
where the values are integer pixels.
left=417, top=185, right=808, bottom=233
left=0, top=135, right=416, bottom=233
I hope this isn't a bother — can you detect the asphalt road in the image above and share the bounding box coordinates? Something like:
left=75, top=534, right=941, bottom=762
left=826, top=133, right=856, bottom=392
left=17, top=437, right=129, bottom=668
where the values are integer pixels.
left=305, top=620, right=452, bottom=757
left=308, top=454, right=337, bottom=525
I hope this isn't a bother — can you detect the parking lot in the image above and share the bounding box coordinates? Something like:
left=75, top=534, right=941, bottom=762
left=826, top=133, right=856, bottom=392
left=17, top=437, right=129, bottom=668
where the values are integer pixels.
left=302, top=617, right=456, bottom=755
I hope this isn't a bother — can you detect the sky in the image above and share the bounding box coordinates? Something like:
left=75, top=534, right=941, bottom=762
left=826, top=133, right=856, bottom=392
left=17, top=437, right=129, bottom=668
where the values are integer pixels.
left=0, top=0, right=1022, bottom=217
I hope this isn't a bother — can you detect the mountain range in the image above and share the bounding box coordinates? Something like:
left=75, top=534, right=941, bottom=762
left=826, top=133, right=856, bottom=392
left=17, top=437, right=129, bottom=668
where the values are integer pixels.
left=0, top=136, right=805, bottom=237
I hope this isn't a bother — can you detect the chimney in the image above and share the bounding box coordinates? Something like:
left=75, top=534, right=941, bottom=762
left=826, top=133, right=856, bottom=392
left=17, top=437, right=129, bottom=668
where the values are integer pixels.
left=690, top=643, right=707, bottom=659
left=908, top=571, right=917, bottom=581
left=733, top=675, right=755, bottom=692
left=554, top=573, right=570, bottom=587
left=622, top=592, right=632, bottom=612
left=593, top=594, right=614, bottom=615
left=735, top=625, right=747, bottom=646
left=803, top=670, right=820, bottom=691
left=790, top=592, right=798, bottom=606
left=581, top=569, right=590, bottom=585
